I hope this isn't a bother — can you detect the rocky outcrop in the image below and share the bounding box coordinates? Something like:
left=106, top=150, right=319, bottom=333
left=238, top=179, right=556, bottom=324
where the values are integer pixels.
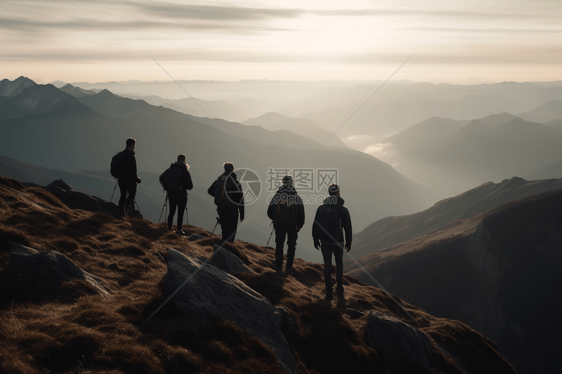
left=3, top=241, right=109, bottom=298
left=164, top=248, right=297, bottom=374
left=22, top=180, right=123, bottom=218
left=366, top=311, right=435, bottom=373
left=47, top=179, right=73, bottom=191
left=211, top=245, right=253, bottom=275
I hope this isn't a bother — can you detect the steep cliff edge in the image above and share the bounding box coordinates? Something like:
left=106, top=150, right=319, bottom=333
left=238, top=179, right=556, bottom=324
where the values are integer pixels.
left=347, top=190, right=562, bottom=373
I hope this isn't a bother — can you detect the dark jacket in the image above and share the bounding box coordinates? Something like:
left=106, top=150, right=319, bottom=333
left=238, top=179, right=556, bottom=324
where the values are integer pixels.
left=267, top=186, right=305, bottom=230
left=118, top=149, right=140, bottom=184
left=312, top=196, right=352, bottom=249
left=167, top=162, right=193, bottom=200
left=207, top=172, right=245, bottom=219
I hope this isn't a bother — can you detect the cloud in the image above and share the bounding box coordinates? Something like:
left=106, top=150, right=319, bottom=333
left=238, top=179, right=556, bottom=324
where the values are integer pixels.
left=411, top=27, right=562, bottom=34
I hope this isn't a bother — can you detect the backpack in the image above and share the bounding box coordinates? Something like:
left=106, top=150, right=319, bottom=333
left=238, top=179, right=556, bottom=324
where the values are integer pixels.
left=275, top=194, right=299, bottom=226
left=110, top=151, right=125, bottom=179
left=214, top=175, right=236, bottom=207
left=314, top=203, right=342, bottom=243
left=159, top=164, right=182, bottom=193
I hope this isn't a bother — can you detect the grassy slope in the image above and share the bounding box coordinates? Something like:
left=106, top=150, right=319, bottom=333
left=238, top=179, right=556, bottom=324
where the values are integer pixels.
left=0, top=176, right=515, bottom=374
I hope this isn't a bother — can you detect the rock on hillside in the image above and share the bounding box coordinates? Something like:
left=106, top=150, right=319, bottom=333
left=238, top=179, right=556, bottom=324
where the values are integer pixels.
left=0, top=175, right=516, bottom=373
left=347, top=189, right=562, bottom=374
left=352, top=176, right=562, bottom=258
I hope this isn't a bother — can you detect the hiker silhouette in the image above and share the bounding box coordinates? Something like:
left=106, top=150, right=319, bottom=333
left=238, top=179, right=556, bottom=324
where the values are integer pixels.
left=207, top=162, right=245, bottom=242
left=267, top=175, right=305, bottom=274
left=159, top=154, right=193, bottom=235
left=112, top=138, right=141, bottom=218
left=312, top=184, right=352, bottom=300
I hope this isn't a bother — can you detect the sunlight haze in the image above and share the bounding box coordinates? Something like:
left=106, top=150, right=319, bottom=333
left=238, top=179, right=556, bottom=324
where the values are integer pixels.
left=2, top=0, right=560, bottom=83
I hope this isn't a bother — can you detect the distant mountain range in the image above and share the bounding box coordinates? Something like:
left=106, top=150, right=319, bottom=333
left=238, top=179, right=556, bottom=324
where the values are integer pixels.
left=369, top=109, right=562, bottom=197
left=288, top=81, right=562, bottom=141
left=346, top=188, right=562, bottom=374
left=0, top=76, right=425, bottom=263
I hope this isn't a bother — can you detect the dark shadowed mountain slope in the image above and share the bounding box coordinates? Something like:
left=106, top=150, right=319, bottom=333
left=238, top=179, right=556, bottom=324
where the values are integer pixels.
left=121, top=93, right=256, bottom=123
left=0, top=84, right=98, bottom=121
left=346, top=190, right=562, bottom=374
left=0, top=175, right=516, bottom=373
left=76, top=89, right=188, bottom=119
left=244, top=112, right=349, bottom=149
left=352, top=177, right=562, bottom=258
left=518, top=100, right=562, bottom=123
left=0, top=76, right=36, bottom=97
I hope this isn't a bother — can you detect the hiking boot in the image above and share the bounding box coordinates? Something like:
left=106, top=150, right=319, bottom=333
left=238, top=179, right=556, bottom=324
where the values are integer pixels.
left=176, top=229, right=186, bottom=236
left=285, top=266, right=295, bottom=275
left=336, top=285, right=344, bottom=295
left=325, top=290, right=333, bottom=301
left=276, top=267, right=283, bottom=274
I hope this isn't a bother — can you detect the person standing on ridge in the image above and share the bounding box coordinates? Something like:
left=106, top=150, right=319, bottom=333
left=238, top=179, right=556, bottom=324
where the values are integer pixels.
left=207, top=162, right=245, bottom=242
left=267, top=175, right=305, bottom=274
left=312, top=184, right=352, bottom=300
left=117, top=138, right=141, bottom=218
left=160, top=154, right=193, bottom=235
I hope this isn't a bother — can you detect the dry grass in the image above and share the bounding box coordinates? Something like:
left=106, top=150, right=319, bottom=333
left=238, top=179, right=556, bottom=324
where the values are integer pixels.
left=0, top=176, right=515, bottom=373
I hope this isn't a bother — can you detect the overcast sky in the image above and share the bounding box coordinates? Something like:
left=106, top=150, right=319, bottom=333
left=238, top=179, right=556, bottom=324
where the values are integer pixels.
left=1, top=0, right=560, bottom=83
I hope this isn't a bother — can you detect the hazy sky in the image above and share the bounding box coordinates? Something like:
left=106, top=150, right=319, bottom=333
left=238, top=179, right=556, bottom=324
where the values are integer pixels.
left=2, top=0, right=560, bottom=83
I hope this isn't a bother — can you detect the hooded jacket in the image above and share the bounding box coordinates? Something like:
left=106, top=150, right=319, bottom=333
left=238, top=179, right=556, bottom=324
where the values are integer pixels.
left=312, top=196, right=352, bottom=248
left=267, top=186, right=305, bottom=230
left=166, top=162, right=193, bottom=200
left=207, top=172, right=245, bottom=218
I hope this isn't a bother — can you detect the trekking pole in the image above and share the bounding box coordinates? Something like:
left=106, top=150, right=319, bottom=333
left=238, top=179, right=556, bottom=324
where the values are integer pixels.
left=264, top=222, right=274, bottom=252
left=134, top=199, right=141, bottom=212
left=110, top=180, right=118, bottom=202
left=158, top=195, right=168, bottom=223
left=211, top=217, right=220, bottom=236
left=185, top=206, right=189, bottom=225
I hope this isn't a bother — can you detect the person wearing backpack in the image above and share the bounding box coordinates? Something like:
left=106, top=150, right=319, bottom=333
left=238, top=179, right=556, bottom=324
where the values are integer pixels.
left=207, top=162, right=245, bottom=242
left=312, top=184, right=352, bottom=300
left=267, top=175, right=305, bottom=274
left=112, top=138, right=141, bottom=218
left=159, top=154, right=193, bottom=235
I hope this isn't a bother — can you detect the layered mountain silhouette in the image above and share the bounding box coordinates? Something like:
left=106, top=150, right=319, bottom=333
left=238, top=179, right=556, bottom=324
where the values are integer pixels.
left=0, top=76, right=36, bottom=97
left=351, top=176, right=562, bottom=259
left=289, top=81, right=562, bottom=141
left=518, top=100, right=562, bottom=123
left=244, top=112, right=348, bottom=149
left=0, top=77, right=426, bottom=263
left=346, top=188, right=562, bottom=374
left=0, top=175, right=517, bottom=373
left=370, top=110, right=562, bottom=196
